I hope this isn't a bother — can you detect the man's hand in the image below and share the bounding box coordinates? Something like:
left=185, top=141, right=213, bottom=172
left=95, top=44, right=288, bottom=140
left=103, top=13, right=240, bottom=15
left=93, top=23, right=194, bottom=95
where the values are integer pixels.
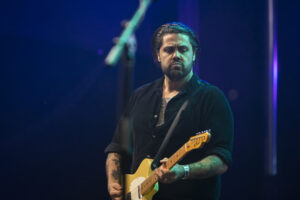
left=154, top=158, right=184, bottom=184
left=108, top=182, right=123, bottom=200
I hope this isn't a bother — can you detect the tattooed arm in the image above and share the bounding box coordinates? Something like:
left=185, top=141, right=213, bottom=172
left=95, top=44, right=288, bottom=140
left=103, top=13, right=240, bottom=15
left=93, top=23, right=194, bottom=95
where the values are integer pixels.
left=106, top=153, right=123, bottom=200
left=155, top=155, right=228, bottom=183
left=188, top=155, right=228, bottom=179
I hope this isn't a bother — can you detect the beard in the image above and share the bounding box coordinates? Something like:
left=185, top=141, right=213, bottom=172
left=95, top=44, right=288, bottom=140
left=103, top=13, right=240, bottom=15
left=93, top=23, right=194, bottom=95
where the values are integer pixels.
left=163, top=61, right=193, bottom=81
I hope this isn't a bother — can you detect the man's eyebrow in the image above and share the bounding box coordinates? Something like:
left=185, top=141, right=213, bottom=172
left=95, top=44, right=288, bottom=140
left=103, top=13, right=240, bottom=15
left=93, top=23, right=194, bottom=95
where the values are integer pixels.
left=163, top=44, right=175, bottom=47
left=163, top=44, right=188, bottom=47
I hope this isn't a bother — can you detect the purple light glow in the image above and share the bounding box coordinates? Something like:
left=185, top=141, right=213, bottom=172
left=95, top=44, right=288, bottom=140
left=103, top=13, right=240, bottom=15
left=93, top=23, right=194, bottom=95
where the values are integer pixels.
left=272, top=39, right=278, bottom=171
left=273, top=43, right=278, bottom=111
left=266, top=0, right=277, bottom=175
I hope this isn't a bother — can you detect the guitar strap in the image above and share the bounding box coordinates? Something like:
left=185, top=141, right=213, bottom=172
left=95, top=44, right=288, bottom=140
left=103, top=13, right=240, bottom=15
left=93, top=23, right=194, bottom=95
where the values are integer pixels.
left=151, top=98, right=190, bottom=170
left=150, top=79, right=204, bottom=170
left=150, top=74, right=207, bottom=170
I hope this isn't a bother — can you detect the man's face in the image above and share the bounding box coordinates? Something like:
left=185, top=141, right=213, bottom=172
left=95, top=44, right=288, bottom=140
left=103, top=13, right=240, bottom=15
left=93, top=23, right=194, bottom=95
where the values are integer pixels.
left=157, top=33, right=195, bottom=81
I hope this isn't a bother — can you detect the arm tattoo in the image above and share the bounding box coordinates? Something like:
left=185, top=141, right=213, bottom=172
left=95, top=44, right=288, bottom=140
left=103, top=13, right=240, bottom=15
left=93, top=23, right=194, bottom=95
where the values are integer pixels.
left=112, top=169, right=122, bottom=180
left=189, top=155, right=227, bottom=179
left=106, top=153, right=122, bottom=182
left=112, top=158, right=120, bottom=167
left=114, top=153, right=121, bottom=159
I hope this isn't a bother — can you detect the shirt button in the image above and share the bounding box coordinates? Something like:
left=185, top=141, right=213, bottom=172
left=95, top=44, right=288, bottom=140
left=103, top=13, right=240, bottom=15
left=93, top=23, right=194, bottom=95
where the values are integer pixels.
left=152, top=135, right=156, bottom=139
left=154, top=114, right=158, bottom=118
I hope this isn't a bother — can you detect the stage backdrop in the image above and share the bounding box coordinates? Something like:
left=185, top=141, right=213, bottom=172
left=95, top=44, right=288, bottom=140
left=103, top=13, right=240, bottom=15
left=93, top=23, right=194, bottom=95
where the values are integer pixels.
left=0, top=0, right=299, bottom=199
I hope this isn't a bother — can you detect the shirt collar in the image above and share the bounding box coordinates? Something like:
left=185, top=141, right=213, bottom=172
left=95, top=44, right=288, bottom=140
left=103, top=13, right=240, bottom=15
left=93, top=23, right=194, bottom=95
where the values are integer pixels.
left=181, top=73, right=202, bottom=95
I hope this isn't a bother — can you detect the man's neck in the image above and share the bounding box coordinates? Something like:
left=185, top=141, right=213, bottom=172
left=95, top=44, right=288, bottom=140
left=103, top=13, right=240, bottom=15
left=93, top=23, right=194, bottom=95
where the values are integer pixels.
left=163, top=71, right=193, bottom=98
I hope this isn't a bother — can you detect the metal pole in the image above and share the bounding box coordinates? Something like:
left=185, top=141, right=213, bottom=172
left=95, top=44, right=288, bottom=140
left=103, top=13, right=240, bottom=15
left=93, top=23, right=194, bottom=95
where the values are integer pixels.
left=266, top=0, right=278, bottom=176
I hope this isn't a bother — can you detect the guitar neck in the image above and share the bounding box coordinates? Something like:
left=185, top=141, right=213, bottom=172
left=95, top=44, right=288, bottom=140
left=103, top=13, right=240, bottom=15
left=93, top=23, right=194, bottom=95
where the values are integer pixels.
left=140, top=143, right=188, bottom=195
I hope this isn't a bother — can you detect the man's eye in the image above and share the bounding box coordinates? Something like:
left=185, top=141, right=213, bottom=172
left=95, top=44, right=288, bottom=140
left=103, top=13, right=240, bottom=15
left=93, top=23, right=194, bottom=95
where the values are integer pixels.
left=178, top=46, right=188, bottom=53
left=164, top=47, right=175, bottom=54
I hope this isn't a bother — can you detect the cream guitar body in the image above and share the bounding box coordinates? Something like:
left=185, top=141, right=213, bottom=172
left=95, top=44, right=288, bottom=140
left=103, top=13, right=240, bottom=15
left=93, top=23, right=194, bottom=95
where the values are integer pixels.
left=124, top=130, right=211, bottom=200
left=124, top=158, right=158, bottom=200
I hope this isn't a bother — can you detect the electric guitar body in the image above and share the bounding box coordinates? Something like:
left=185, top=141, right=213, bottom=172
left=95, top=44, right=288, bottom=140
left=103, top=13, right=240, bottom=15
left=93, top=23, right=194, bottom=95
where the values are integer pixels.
left=123, top=130, right=211, bottom=200
left=124, top=158, right=158, bottom=200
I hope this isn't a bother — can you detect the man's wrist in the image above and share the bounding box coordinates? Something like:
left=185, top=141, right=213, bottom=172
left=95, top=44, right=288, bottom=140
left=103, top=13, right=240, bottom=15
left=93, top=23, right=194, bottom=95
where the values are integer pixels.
left=181, top=165, right=190, bottom=180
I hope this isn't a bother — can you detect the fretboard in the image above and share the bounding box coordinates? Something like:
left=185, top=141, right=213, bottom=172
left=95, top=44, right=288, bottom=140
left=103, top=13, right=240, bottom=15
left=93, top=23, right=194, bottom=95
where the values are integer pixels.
left=140, top=143, right=188, bottom=195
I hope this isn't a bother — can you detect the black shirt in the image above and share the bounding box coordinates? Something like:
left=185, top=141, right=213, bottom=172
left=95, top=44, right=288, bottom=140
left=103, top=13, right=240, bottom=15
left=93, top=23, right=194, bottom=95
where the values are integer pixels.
left=105, top=74, right=234, bottom=200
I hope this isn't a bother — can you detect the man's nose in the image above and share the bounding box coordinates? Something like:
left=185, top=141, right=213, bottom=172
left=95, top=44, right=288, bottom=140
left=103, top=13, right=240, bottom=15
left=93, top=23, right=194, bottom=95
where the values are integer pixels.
left=172, top=50, right=181, bottom=60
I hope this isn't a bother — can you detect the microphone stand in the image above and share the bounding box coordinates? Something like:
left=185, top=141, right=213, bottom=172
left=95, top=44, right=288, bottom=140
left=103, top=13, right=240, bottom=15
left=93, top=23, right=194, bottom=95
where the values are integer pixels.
left=105, top=0, right=153, bottom=67
left=105, top=1, right=154, bottom=174
left=104, top=0, right=153, bottom=116
left=116, top=32, right=136, bottom=118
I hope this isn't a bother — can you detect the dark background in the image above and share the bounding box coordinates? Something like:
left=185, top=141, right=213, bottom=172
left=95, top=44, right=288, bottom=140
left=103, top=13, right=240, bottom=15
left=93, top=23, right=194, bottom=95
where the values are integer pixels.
left=1, top=0, right=299, bottom=199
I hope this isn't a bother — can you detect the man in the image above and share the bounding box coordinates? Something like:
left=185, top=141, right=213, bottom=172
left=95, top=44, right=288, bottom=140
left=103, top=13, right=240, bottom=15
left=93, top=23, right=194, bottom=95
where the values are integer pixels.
left=105, top=22, right=234, bottom=200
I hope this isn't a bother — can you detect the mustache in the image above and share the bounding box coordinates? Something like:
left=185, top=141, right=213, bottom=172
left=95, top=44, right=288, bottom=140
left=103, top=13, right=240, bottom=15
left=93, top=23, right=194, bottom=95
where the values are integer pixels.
left=171, top=61, right=184, bottom=66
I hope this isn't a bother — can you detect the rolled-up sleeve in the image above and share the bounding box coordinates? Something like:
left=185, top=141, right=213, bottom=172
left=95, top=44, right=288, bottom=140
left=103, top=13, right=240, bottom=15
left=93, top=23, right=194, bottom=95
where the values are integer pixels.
left=104, top=93, right=137, bottom=155
left=201, top=86, right=234, bottom=166
left=104, top=117, right=129, bottom=154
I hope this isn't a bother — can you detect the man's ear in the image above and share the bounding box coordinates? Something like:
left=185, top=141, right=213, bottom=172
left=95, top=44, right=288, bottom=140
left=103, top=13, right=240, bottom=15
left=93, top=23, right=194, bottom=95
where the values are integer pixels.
left=157, top=54, right=161, bottom=62
left=192, top=53, right=196, bottom=62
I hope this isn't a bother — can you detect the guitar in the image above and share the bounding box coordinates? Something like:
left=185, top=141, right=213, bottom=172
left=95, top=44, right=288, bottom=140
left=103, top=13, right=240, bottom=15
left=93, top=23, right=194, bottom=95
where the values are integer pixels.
left=124, top=130, right=211, bottom=200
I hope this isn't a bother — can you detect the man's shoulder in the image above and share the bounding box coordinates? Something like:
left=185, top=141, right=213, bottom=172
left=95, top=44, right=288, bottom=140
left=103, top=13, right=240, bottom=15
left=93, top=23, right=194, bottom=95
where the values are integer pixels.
left=199, top=84, right=223, bottom=94
left=193, top=79, right=227, bottom=101
left=193, top=77, right=216, bottom=93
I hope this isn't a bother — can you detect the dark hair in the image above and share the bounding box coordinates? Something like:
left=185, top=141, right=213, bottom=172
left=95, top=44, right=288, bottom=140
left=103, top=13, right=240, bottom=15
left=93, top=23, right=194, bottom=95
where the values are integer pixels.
left=151, top=22, right=200, bottom=62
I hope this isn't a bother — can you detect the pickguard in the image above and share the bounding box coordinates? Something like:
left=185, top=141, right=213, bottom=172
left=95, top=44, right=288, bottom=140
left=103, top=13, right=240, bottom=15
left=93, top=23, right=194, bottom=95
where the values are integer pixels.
left=129, top=177, right=146, bottom=200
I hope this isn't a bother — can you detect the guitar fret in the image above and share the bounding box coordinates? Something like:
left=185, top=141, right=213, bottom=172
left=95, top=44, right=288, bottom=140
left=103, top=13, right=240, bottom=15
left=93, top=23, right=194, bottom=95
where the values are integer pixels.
left=167, top=145, right=187, bottom=169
